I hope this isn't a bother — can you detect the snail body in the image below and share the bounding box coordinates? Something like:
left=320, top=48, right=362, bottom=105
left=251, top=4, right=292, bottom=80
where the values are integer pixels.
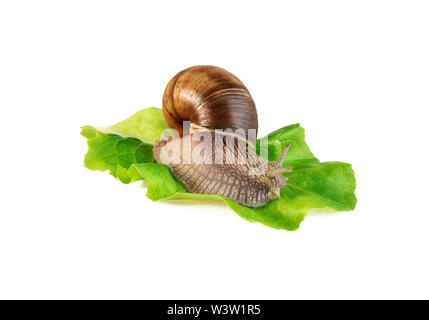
left=153, top=66, right=291, bottom=208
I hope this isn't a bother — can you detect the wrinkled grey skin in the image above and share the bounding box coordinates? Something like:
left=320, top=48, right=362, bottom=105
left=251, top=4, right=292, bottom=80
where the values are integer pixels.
left=153, top=132, right=291, bottom=208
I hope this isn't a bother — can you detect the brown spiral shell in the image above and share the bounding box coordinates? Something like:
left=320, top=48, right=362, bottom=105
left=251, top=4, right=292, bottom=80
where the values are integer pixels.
left=162, top=65, right=258, bottom=135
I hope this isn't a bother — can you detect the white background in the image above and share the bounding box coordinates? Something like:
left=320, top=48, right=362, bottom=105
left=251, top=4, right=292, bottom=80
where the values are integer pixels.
left=0, top=0, right=428, bottom=299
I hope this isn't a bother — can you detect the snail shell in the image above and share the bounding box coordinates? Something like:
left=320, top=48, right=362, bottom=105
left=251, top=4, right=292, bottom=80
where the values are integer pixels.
left=153, top=65, right=291, bottom=208
left=162, top=65, right=258, bottom=136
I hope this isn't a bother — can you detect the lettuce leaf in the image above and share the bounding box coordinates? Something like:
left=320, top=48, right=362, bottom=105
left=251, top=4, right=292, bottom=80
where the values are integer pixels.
left=81, top=125, right=154, bottom=183
left=125, top=161, right=356, bottom=230
left=109, top=107, right=168, bottom=144
left=81, top=108, right=357, bottom=230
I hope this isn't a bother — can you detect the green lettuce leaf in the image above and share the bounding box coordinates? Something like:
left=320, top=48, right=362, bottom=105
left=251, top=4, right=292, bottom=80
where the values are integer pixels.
left=125, top=161, right=356, bottom=230
left=81, top=125, right=154, bottom=183
left=81, top=107, right=357, bottom=231
left=256, top=123, right=319, bottom=166
left=109, top=107, right=168, bottom=144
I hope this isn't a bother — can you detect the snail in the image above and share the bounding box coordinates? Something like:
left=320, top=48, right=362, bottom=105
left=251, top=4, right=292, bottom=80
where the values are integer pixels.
left=153, top=65, right=292, bottom=208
